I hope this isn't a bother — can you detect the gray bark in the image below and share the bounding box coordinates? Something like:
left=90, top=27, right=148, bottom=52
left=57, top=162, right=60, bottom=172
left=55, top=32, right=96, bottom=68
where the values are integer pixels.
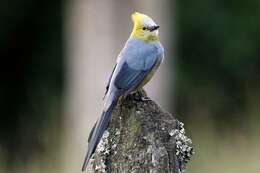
left=92, top=90, right=194, bottom=173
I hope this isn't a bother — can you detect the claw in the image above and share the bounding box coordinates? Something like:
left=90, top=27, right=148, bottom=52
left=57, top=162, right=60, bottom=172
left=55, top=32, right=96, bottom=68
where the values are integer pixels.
left=134, top=96, right=151, bottom=102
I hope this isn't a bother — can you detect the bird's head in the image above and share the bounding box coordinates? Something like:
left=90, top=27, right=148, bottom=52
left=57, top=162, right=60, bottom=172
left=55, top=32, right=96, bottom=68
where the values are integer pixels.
left=130, top=12, right=160, bottom=42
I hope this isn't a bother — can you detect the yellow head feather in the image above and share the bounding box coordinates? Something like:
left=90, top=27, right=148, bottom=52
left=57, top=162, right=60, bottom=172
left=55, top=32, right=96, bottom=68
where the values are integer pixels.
left=130, top=12, right=159, bottom=42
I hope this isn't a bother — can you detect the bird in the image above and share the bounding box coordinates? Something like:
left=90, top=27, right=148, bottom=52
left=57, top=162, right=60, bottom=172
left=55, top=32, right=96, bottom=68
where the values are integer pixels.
left=82, top=12, right=164, bottom=171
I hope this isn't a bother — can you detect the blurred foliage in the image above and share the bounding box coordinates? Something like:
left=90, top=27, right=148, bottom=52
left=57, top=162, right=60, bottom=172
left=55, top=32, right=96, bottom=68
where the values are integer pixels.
left=1, top=0, right=260, bottom=172
left=174, top=0, right=260, bottom=133
left=0, top=0, right=62, bottom=169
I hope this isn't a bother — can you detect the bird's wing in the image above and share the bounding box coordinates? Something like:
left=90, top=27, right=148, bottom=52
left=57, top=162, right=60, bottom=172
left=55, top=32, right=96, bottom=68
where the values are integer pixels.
left=87, top=121, right=96, bottom=142
left=114, top=46, right=160, bottom=93
left=104, top=63, right=117, bottom=97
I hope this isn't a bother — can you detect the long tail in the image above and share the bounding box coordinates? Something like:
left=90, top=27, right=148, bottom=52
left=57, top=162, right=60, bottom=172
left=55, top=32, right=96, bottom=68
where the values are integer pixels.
left=81, top=92, right=118, bottom=171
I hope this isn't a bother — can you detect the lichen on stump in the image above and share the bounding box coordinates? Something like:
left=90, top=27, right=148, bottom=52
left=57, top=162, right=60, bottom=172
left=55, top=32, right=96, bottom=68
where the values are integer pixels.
left=92, top=90, right=194, bottom=173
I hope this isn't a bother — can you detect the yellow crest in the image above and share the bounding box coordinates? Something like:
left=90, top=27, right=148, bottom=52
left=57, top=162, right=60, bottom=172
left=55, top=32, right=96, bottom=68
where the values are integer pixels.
left=130, top=12, right=159, bottom=42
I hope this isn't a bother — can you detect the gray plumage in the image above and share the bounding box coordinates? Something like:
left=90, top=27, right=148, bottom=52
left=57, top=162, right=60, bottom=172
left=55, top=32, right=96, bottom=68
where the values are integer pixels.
left=82, top=38, right=164, bottom=171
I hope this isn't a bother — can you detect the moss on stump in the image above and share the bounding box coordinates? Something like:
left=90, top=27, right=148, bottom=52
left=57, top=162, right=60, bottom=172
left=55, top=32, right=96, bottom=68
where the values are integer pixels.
left=92, top=90, right=194, bottom=173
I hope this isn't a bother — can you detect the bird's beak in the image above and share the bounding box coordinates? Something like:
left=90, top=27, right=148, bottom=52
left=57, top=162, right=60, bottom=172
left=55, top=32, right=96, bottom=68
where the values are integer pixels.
left=149, top=25, right=160, bottom=32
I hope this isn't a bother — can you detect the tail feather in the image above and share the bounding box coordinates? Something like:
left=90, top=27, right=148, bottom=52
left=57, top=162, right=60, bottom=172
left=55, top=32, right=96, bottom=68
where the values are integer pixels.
left=81, top=96, right=118, bottom=171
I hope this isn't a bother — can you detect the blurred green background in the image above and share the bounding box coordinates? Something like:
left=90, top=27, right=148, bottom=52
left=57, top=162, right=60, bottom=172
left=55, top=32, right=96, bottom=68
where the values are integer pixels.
left=0, top=0, right=260, bottom=173
left=175, top=1, right=260, bottom=172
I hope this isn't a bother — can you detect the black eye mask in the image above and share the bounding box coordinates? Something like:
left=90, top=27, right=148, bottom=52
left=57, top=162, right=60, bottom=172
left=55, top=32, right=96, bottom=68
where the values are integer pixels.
left=145, top=25, right=160, bottom=32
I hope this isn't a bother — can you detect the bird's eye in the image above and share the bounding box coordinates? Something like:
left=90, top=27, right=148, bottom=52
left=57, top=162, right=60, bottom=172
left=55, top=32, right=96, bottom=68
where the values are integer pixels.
left=142, top=27, right=147, bottom=30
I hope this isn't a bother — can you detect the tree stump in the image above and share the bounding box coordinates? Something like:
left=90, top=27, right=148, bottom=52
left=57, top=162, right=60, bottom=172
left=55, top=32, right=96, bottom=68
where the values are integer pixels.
left=92, top=90, right=194, bottom=173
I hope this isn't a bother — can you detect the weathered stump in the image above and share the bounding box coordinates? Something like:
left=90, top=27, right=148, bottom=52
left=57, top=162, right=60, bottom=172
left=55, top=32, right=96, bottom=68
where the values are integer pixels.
left=92, top=90, right=194, bottom=173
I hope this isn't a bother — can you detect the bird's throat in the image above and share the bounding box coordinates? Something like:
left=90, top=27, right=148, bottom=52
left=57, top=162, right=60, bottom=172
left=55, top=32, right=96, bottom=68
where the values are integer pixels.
left=130, top=28, right=159, bottom=43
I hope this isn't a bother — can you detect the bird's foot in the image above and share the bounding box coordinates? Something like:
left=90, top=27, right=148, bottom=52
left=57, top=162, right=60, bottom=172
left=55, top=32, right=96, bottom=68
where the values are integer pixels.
left=134, top=96, right=151, bottom=102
